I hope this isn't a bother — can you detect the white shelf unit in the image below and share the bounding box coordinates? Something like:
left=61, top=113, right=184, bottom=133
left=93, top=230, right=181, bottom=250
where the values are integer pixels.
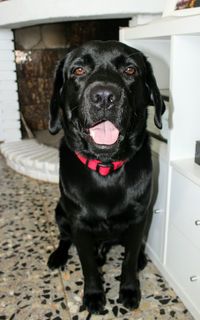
left=120, top=15, right=200, bottom=320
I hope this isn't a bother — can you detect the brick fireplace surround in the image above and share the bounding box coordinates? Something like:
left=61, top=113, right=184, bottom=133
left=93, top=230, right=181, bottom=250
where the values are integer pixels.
left=0, top=0, right=164, bottom=182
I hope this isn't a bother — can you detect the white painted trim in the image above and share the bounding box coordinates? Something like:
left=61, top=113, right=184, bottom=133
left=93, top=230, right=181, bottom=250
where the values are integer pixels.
left=0, top=0, right=165, bottom=28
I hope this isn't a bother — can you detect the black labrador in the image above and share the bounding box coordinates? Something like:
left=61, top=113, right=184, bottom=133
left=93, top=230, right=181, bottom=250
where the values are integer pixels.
left=47, top=40, right=165, bottom=314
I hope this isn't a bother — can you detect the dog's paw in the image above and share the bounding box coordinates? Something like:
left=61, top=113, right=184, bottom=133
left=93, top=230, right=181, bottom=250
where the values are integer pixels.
left=119, top=286, right=141, bottom=310
left=47, top=249, right=68, bottom=271
left=83, top=291, right=106, bottom=314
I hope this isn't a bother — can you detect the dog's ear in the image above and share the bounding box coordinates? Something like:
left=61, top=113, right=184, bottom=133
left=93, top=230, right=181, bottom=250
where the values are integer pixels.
left=144, top=57, right=165, bottom=129
left=49, top=58, right=65, bottom=135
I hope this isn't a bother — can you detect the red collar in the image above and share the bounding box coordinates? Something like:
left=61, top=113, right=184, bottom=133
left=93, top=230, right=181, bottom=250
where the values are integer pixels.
left=75, top=152, right=126, bottom=176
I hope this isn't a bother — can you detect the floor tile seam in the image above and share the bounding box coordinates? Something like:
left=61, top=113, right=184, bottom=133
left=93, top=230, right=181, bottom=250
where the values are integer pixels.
left=57, top=270, right=73, bottom=320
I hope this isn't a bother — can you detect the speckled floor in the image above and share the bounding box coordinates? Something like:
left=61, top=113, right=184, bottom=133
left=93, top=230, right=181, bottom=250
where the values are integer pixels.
left=0, top=152, right=194, bottom=320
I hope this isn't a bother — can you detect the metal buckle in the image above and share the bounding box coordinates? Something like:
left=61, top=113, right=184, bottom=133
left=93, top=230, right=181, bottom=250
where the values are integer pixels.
left=96, top=162, right=114, bottom=174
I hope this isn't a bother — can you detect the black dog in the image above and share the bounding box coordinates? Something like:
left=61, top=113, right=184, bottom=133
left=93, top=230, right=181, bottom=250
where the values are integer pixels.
left=47, top=40, right=165, bottom=314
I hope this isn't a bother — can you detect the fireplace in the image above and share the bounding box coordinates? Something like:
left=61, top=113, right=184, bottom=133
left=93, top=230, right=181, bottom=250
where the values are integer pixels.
left=0, top=0, right=164, bottom=182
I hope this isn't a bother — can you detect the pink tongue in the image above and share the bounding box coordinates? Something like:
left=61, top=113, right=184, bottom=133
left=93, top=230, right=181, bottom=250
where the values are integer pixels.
left=89, top=121, right=119, bottom=145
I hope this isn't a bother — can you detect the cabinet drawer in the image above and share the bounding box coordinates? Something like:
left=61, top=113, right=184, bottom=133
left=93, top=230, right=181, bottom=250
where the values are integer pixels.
left=166, top=223, right=200, bottom=313
left=169, top=169, right=200, bottom=250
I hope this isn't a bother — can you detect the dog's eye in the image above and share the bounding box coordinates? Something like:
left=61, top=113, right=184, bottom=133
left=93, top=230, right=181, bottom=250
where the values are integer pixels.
left=73, top=67, right=86, bottom=76
left=124, top=66, right=137, bottom=76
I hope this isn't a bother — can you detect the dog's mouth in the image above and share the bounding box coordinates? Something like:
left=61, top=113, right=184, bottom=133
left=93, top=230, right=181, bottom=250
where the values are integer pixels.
left=87, top=120, right=120, bottom=146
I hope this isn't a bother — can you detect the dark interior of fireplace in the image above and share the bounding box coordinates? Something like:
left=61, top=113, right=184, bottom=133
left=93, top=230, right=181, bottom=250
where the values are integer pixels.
left=14, top=19, right=130, bottom=148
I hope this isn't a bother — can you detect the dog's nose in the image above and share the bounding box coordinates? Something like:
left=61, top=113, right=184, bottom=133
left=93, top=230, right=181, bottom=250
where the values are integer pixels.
left=90, top=86, right=118, bottom=109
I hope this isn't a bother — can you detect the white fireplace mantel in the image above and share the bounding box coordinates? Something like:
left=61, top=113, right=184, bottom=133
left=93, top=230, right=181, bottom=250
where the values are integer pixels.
left=0, top=0, right=165, bottom=28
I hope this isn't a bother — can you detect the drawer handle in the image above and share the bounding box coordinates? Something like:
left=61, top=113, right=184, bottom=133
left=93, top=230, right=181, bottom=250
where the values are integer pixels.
left=190, top=276, right=200, bottom=282
left=153, top=209, right=163, bottom=214
left=195, top=220, right=200, bottom=226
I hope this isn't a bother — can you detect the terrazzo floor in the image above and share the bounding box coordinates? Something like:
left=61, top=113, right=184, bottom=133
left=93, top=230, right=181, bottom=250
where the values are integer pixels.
left=0, top=152, right=194, bottom=320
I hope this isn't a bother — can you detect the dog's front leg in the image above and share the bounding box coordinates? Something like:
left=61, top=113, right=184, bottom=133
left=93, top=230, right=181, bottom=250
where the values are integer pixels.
left=74, top=229, right=106, bottom=314
left=119, top=219, right=146, bottom=310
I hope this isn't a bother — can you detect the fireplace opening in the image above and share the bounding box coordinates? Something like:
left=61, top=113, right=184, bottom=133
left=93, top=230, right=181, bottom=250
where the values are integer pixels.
left=14, top=19, right=130, bottom=149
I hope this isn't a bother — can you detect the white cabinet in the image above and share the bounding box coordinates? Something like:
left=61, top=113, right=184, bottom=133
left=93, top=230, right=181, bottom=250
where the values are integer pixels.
left=166, top=169, right=200, bottom=318
left=167, top=224, right=200, bottom=317
left=168, top=169, right=200, bottom=250
left=120, top=15, right=200, bottom=319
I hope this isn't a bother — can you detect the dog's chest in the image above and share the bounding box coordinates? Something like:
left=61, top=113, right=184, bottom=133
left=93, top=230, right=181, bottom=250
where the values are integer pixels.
left=79, top=183, right=144, bottom=235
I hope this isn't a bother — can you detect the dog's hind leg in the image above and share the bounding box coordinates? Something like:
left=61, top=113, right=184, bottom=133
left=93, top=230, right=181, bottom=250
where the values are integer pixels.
left=48, top=239, right=71, bottom=270
left=47, top=202, right=72, bottom=270
left=95, top=242, right=112, bottom=267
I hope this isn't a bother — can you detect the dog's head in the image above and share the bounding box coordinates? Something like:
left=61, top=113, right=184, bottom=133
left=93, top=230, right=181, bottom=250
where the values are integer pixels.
left=49, top=41, right=165, bottom=160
